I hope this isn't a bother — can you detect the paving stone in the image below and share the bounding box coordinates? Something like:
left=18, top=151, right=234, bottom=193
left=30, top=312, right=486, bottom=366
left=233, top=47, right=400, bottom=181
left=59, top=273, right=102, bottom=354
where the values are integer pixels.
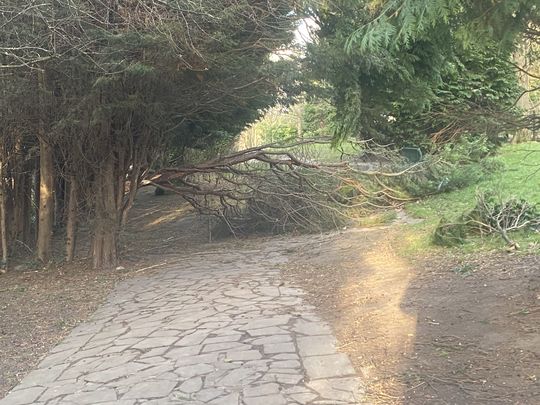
left=204, top=334, right=243, bottom=344
left=243, top=383, right=280, bottom=397
left=254, top=286, right=281, bottom=297
left=63, top=388, right=117, bottom=404
left=251, top=335, right=292, bottom=345
left=302, top=354, right=356, bottom=379
left=307, top=377, right=364, bottom=402
left=202, top=342, right=248, bottom=353
left=132, top=336, right=178, bottom=349
left=270, top=368, right=302, bottom=374
left=176, top=331, right=209, bottom=346
left=244, top=394, right=287, bottom=405
left=179, top=376, right=203, bottom=393
left=108, top=364, right=175, bottom=387
left=165, top=345, right=202, bottom=358
left=16, top=363, right=68, bottom=388
left=208, top=392, right=240, bottom=404
left=271, top=360, right=301, bottom=368
left=217, top=367, right=260, bottom=387
left=83, top=362, right=147, bottom=383
left=225, top=350, right=262, bottom=361
left=175, top=363, right=215, bottom=378
left=38, top=383, right=85, bottom=402
left=297, top=335, right=337, bottom=357
left=38, top=348, right=78, bottom=368
left=262, top=373, right=304, bottom=385
left=3, top=246, right=363, bottom=403
left=194, top=388, right=226, bottom=402
left=241, top=315, right=291, bottom=330
left=175, top=352, right=219, bottom=366
left=247, top=327, right=289, bottom=336
left=293, top=320, right=332, bottom=336
left=122, top=380, right=177, bottom=400
left=273, top=353, right=300, bottom=360
left=140, top=346, right=170, bottom=358
left=288, top=392, right=318, bottom=404
left=0, top=387, right=45, bottom=405
left=264, top=342, right=296, bottom=354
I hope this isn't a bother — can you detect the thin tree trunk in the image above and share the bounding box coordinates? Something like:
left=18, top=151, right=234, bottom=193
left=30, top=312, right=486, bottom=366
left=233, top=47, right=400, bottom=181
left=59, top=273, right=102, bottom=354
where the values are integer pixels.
left=121, top=158, right=141, bottom=227
left=37, top=138, right=54, bottom=263
left=92, top=154, right=118, bottom=269
left=65, top=176, right=77, bottom=263
left=21, top=172, right=32, bottom=244
left=33, top=166, right=40, bottom=243
left=0, top=162, right=8, bottom=270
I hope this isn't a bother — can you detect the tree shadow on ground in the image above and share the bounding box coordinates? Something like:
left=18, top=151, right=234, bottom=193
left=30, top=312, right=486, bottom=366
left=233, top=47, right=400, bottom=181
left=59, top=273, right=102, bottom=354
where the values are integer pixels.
left=283, top=227, right=540, bottom=404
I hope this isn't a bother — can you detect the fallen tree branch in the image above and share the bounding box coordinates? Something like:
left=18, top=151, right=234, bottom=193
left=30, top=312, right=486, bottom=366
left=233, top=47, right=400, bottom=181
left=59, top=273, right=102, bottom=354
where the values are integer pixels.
left=141, top=139, right=421, bottom=233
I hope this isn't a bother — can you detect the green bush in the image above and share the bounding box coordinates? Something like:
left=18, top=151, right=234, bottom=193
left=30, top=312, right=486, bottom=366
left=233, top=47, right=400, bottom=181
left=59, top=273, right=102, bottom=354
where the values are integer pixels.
left=433, top=217, right=468, bottom=246
left=393, top=136, right=503, bottom=197
left=433, top=191, right=540, bottom=246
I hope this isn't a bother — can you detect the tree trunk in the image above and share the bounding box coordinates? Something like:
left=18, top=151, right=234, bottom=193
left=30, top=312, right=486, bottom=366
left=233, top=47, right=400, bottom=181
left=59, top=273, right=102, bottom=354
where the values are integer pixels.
left=0, top=162, right=8, bottom=270
left=37, top=138, right=54, bottom=263
left=21, top=173, right=32, bottom=244
left=65, top=176, right=77, bottom=263
left=54, top=177, right=66, bottom=228
left=92, top=154, right=118, bottom=269
left=33, top=166, right=40, bottom=243
left=121, top=157, right=141, bottom=227
left=513, top=44, right=533, bottom=143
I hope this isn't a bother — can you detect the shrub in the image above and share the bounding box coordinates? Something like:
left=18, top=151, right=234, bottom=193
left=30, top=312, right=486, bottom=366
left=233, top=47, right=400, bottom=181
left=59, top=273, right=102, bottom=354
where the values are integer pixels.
left=433, top=191, right=540, bottom=247
left=392, top=136, right=503, bottom=197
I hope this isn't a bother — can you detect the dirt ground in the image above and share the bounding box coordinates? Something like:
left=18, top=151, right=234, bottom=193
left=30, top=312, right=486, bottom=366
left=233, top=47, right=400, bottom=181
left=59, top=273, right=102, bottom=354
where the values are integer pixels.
left=1, top=190, right=539, bottom=404
left=283, top=226, right=540, bottom=404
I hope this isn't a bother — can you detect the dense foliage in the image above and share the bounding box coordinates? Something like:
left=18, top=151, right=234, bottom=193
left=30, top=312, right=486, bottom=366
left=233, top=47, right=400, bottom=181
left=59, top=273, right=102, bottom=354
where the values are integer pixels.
left=305, top=0, right=538, bottom=145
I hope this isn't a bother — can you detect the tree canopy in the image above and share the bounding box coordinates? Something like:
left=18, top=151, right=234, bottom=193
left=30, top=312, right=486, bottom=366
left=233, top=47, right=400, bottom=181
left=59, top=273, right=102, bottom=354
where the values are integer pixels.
left=0, top=0, right=296, bottom=268
left=304, top=0, right=539, bottom=145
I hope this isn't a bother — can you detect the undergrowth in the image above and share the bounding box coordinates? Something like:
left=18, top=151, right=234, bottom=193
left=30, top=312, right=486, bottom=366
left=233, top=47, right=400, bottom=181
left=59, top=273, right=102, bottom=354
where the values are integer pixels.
left=402, top=141, right=540, bottom=255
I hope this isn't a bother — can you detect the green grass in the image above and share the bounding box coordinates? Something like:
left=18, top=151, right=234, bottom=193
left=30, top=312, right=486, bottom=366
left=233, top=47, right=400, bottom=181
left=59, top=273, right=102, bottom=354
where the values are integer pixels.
left=401, top=142, right=540, bottom=255
left=288, top=140, right=359, bottom=163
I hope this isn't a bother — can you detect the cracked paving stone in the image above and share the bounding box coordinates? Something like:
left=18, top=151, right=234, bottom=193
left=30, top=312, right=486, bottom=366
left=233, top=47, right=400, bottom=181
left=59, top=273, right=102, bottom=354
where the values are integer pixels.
left=264, top=342, right=296, bottom=354
left=63, top=388, right=117, bottom=404
left=244, top=393, right=287, bottom=405
left=1, top=247, right=363, bottom=404
left=302, top=354, right=356, bottom=379
left=0, top=387, right=45, bottom=405
left=122, top=380, right=177, bottom=400
left=243, top=383, right=280, bottom=397
left=179, top=376, right=203, bottom=394
left=297, top=336, right=337, bottom=357
left=307, top=377, right=364, bottom=403
left=225, top=350, right=262, bottom=361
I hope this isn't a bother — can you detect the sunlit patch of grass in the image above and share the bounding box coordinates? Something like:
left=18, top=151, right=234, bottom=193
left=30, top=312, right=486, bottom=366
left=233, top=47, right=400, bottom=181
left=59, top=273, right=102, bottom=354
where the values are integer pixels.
left=401, top=142, right=540, bottom=254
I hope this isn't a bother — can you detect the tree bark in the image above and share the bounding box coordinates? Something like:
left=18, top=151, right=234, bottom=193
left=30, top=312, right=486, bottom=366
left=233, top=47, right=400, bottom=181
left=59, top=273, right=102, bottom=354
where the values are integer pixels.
left=33, top=166, right=40, bottom=243
left=92, top=154, right=118, bottom=269
left=121, top=157, right=141, bottom=227
left=0, top=162, right=8, bottom=270
left=37, top=138, right=54, bottom=263
left=65, top=176, right=77, bottom=263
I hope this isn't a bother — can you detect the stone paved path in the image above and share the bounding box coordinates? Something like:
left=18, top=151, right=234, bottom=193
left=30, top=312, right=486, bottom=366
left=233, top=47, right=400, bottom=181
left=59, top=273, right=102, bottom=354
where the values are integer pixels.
left=1, top=246, right=364, bottom=404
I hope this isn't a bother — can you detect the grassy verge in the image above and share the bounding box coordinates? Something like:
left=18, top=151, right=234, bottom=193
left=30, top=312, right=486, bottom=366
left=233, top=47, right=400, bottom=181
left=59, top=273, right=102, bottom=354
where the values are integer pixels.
left=400, top=142, right=540, bottom=256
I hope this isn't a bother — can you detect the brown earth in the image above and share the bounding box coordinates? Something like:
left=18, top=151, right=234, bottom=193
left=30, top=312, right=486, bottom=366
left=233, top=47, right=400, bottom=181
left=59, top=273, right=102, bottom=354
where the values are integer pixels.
left=1, top=189, right=539, bottom=404
left=283, top=226, right=540, bottom=404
